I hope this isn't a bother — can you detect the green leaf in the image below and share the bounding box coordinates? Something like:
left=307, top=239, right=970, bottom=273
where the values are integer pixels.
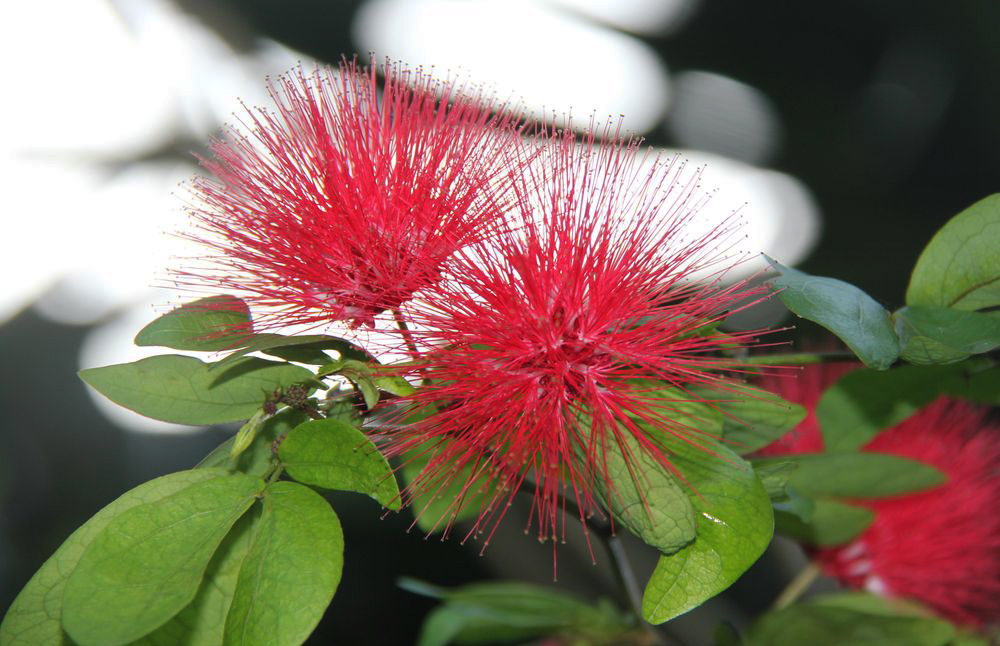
left=223, top=481, right=343, bottom=646
left=279, top=418, right=400, bottom=509
left=591, top=428, right=697, bottom=555
left=61, top=473, right=264, bottom=646
left=402, top=580, right=632, bottom=646
left=906, top=194, right=1000, bottom=312
left=319, top=359, right=381, bottom=409
left=637, top=384, right=725, bottom=438
left=764, top=257, right=899, bottom=370
left=401, top=440, right=494, bottom=533
left=0, top=470, right=228, bottom=646
left=211, top=334, right=360, bottom=371
left=815, top=363, right=967, bottom=451
left=774, top=498, right=874, bottom=547
left=131, top=509, right=260, bottom=646
left=754, top=453, right=945, bottom=498
left=746, top=601, right=955, bottom=646
left=642, top=439, right=773, bottom=624
left=753, top=461, right=798, bottom=500
left=709, top=384, right=806, bottom=454
left=79, top=355, right=314, bottom=425
left=895, top=305, right=1000, bottom=365
left=135, top=296, right=253, bottom=351
left=198, top=409, right=311, bottom=476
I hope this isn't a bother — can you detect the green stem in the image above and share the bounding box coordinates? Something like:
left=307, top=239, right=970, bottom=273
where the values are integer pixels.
left=742, top=351, right=857, bottom=366
left=771, top=561, right=821, bottom=610
left=393, top=309, right=421, bottom=361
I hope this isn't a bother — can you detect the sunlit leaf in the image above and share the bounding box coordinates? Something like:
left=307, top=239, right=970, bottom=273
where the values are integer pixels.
left=134, top=296, right=252, bottom=351
left=61, top=473, right=264, bottom=646
left=279, top=418, right=400, bottom=509
left=79, top=355, right=314, bottom=425
left=223, top=482, right=343, bottom=646
left=0, top=470, right=229, bottom=646
left=642, top=439, right=773, bottom=624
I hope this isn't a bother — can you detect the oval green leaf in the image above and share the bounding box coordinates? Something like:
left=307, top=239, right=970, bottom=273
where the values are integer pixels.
left=134, top=296, right=253, bottom=351
left=279, top=418, right=400, bottom=509
left=61, top=473, right=264, bottom=646
left=815, top=363, right=968, bottom=451
left=704, top=384, right=806, bottom=454
left=746, top=601, right=955, bottom=646
left=0, top=469, right=231, bottom=646
left=906, top=194, right=1000, bottom=312
left=591, top=428, right=697, bottom=556
left=79, top=355, right=314, bottom=425
left=764, top=256, right=899, bottom=370
left=754, top=452, right=945, bottom=498
left=131, top=509, right=261, bottom=646
left=223, top=481, right=343, bottom=646
left=774, top=498, right=874, bottom=547
left=894, top=305, right=1000, bottom=365
left=642, top=439, right=773, bottom=624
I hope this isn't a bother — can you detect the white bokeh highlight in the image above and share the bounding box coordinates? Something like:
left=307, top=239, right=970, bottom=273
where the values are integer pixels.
left=353, top=0, right=672, bottom=134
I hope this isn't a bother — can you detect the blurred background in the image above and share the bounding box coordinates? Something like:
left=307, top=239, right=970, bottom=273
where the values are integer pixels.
left=2, top=1, right=998, bottom=643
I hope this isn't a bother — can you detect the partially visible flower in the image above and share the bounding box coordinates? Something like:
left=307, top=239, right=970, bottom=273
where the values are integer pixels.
left=760, top=365, right=1000, bottom=626
left=388, top=125, right=766, bottom=546
left=179, top=58, right=524, bottom=329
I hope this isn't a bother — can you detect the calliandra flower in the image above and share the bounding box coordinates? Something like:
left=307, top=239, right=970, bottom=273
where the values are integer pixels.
left=759, top=366, right=1000, bottom=627
left=178, top=58, right=524, bottom=329
left=387, top=125, right=767, bottom=553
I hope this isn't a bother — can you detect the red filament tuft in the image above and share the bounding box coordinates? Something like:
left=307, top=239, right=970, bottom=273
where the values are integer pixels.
left=385, top=125, right=768, bottom=555
left=179, top=58, right=524, bottom=329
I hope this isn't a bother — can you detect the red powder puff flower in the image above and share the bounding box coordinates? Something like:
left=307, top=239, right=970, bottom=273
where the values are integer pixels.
left=760, top=366, right=1000, bottom=626
left=388, top=125, right=766, bottom=550
left=179, top=58, right=524, bottom=329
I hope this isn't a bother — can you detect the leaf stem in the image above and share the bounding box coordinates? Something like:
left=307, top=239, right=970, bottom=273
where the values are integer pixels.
left=393, top=309, right=421, bottom=361
left=742, top=351, right=858, bottom=366
left=771, top=561, right=821, bottom=610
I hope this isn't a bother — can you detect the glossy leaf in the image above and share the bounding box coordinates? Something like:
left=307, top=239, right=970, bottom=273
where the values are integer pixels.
left=764, top=257, right=899, bottom=369
left=746, top=600, right=955, bottom=646
left=592, top=429, right=697, bottom=555
left=754, top=452, right=945, bottom=498
left=132, top=510, right=260, bottom=646
left=61, top=473, right=264, bottom=646
left=895, top=305, right=1000, bottom=365
left=79, top=355, right=314, bottom=425
left=642, top=439, right=773, bottom=624
left=279, top=418, right=400, bottom=509
left=906, top=194, right=1000, bottom=312
left=198, top=409, right=310, bottom=476
left=815, top=363, right=967, bottom=451
left=774, top=499, right=873, bottom=547
left=134, top=296, right=253, bottom=351
left=0, top=470, right=228, bottom=646
left=223, top=482, right=343, bottom=646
